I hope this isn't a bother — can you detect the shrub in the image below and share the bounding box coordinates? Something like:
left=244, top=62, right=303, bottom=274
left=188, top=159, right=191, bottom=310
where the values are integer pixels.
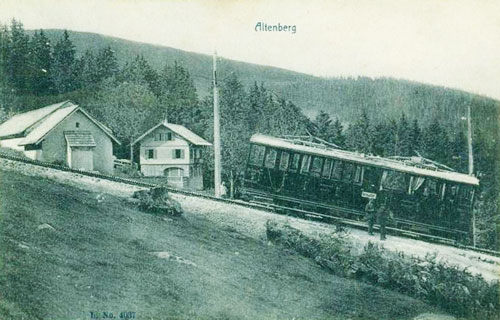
left=133, top=187, right=182, bottom=216
left=115, top=164, right=142, bottom=177
left=265, top=220, right=500, bottom=320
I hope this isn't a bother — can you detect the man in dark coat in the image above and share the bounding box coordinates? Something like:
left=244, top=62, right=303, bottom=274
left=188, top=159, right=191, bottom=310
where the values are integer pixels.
left=364, top=198, right=376, bottom=235
left=377, top=200, right=393, bottom=240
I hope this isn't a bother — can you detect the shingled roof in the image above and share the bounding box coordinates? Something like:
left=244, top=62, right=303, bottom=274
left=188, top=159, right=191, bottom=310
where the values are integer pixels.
left=0, top=100, right=120, bottom=146
left=64, top=131, right=97, bottom=147
left=133, top=121, right=212, bottom=146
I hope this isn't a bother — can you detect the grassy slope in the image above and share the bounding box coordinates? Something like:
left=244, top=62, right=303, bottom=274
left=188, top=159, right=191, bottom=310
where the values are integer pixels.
left=0, top=169, right=438, bottom=320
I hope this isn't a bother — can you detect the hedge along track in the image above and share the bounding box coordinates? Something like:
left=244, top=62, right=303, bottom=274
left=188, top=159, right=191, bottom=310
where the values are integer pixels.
left=1, top=152, right=499, bottom=258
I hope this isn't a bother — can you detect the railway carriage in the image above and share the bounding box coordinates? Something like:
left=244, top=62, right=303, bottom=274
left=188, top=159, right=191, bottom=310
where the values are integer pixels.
left=241, top=134, right=479, bottom=243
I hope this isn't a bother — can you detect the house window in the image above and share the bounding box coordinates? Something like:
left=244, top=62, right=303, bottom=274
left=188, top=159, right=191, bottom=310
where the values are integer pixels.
left=173, top=149, right=184, bottom=159
left=146, top=149, right=155, bottom=159
left=155, top=132, right=173, bottom=141
left=75, top=122, right=80, bottom=128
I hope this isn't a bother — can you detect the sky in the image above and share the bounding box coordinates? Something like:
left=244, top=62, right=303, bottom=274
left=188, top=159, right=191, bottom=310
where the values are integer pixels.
left=1, top=0, right=500, bottom=100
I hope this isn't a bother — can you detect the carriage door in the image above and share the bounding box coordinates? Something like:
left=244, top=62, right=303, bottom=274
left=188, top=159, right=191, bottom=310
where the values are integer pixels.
left=362, top=167, right=380, bottom=193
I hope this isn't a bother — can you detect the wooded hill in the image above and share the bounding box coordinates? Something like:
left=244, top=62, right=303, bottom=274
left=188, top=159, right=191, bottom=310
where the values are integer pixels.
left=35, top=30, right=499, bottom=128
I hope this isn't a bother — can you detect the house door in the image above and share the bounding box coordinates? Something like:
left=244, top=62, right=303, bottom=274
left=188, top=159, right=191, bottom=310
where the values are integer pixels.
left=164, top=167, right=184, bottom=177
left=163, top=167, right=185, bottom=188
left=70, top=147, right=94, bottom=171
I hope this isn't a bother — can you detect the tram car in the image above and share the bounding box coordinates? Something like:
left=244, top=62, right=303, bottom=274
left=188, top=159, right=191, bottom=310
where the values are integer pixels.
left=240, top=134, right=479, bottom=243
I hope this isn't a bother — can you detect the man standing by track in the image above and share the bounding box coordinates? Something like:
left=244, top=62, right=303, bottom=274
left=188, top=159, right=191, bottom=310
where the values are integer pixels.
left=365, top=198, right=376, bottom=235
left=377, top=195, right=393, bottom=240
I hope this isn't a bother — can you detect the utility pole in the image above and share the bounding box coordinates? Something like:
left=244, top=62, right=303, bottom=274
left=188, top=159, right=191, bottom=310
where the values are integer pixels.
left=467, top=104, right=474, bottom=176
left=466, top=103, right=476, bottom=246
left=213, top=51, right=222, bottom=198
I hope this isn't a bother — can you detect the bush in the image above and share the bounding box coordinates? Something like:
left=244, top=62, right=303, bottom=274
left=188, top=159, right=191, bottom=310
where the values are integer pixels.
left=133, top=187, right=182, bottom=216
left=115, top=164, right=142, bottom=177
left=265, top=220, right=500, bottom=320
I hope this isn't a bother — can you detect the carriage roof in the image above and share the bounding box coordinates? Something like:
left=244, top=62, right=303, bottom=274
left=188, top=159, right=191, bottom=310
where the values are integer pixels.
left=250, top=134, right=479, bottom=186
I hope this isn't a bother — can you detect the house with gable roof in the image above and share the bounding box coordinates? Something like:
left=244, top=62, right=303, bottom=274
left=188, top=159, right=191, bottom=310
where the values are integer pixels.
left=0, top=100, right=120, bottom=174
left=132, top=121, right=212, bottom=190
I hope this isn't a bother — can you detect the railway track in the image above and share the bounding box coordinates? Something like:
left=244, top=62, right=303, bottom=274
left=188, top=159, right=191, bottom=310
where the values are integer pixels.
left=1, top=152, right=499, bottom=258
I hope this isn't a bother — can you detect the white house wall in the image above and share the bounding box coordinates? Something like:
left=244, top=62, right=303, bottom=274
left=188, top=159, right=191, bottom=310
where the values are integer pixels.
left=41, top=110, right=114, bottom=174
left=0, top=138, right=41, bottom=160
left=139, top=127, right=194, bottom=176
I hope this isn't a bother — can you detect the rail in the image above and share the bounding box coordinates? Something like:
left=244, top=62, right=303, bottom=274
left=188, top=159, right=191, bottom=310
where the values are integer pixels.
left=0, top=152, right=499, bottom=258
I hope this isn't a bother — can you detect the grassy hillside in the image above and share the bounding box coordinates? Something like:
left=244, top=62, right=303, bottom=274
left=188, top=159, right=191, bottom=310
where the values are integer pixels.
left=0, top=169, right=440, bottom=319
left=37, top=30, right=500, bottom=127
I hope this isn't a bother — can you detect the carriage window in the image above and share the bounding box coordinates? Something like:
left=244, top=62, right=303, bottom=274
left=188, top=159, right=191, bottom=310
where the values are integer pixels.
left=279, top=152, right=290, bottom=171
left=342, top=163, right=354, bottom=182
left=459, top=185, right=473, bottom=201
left=425, top=179, right=438, bottom=196
left=290, top=153, right=301, bottom=171
left=249, top=145, right=266, bottom=166
left=301, top=155, right=311, bottom=173
left=381, top=170, right=407, bottom=192
left=331, top=161, right=343, bottom=180
left=409, top=176, right=426, bottom=194
left=310, top=157, right=323, bottom=176
left=264, top=149, right=278, bottom=168
left=353, top=166, right=363, bottom=184
left=322, top=159, right=333, bottom=178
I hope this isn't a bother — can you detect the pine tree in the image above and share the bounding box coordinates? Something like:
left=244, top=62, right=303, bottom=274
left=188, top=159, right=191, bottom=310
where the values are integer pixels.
left=74, top=49, right=98, bottom=89
left=409, top=119, right=422, bottom=156
left=29, top=29, right=53, bottom=95
left=450, top=129, right=468, bottom=172
left=52, top=30, right=76, bottom=93
left=384, top=118, right=399, bottom=156
left=6, top=19, right=30, bottom=93
left=248, top=82, right=262, bottom=132
left=422, top=118, right=450, bottom=164
left=397, top=112, right=411, bottom=156
left=217, top=73, right=250, bottom=197
left=0, top=23, right=10, bottom=86
left=120, top=55, right=160, bottom=96
left=332, top=117, right=345, bottom=148
left=158, top=61, right=198, bottom=125
left=371, top=122, right=389, bottom=156
left=346, top=109, right=373, bottom=154
left=310, top=110, right=335, bottom=142
left=95, top=46, right=118, bottom=80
